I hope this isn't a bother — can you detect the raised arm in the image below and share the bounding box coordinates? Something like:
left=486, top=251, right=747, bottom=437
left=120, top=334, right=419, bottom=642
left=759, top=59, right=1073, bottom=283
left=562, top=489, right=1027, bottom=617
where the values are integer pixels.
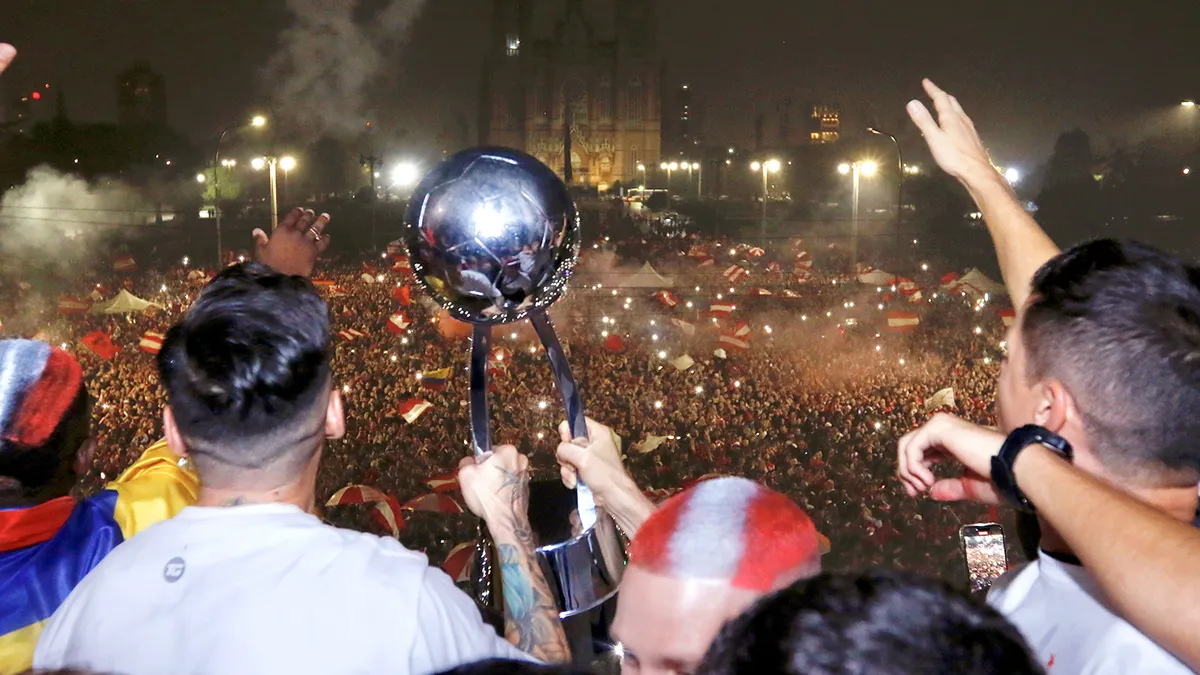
left=458, top=446, right=571, bottom=663
left=906, top=79, right=1060, bottom=308
left=897, top=415, right=1200, bottom=670
left=556, top=417, right=655, bottom=537
left=0, top=44, right=15, bottom=76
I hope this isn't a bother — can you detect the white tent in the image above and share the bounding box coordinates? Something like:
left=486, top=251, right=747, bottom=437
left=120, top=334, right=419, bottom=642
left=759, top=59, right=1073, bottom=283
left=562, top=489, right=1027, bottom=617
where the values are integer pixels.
left=945, top=268, right=1005, bottom=300
left=91, top=290, right=161, bottom=314
left=858, top=269, right=895, bottom=285
left=622, top=262, right=675, bottom=288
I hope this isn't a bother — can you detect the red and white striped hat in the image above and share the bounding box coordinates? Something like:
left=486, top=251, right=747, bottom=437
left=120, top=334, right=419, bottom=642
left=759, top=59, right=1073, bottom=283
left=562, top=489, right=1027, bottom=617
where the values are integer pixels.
left=629, top=477, right=820, bottom=591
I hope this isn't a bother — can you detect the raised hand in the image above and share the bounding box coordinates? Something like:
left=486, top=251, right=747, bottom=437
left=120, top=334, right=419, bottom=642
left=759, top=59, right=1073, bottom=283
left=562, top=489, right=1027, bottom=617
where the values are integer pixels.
left=897, top=413, right=1005, bottom=504
left=906, top=79, right=997, bottom=185
left=252, top=207, right=331, bottom=278
left=0, top=44, right=16, bottom=76
left=457, top=444, right=530, bottom=527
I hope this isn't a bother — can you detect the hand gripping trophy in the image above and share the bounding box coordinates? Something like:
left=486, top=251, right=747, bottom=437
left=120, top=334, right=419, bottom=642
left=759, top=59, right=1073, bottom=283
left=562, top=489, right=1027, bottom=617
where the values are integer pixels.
left=402, top=148, right=625, bottom=627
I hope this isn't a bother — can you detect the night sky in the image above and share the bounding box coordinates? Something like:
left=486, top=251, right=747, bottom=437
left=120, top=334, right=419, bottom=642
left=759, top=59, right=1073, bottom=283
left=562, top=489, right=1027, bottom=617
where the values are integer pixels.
left=3, top=0, right=1199, bottom=166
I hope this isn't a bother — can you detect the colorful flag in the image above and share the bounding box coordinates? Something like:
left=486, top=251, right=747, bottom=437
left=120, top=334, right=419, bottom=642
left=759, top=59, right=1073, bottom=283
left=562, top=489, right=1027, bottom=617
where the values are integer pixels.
left=604, top=333, right=626, bottom=353
left=795, top=252, right=814, bottom=269
left=887, top=311, right=920, bottom=332
left=654, top=290, right=679, bottom=307
left=723, top=265, right=749, bottom=283
left=442, top=541, right=477, bottom=583
left=138, top=331, right=165, bottom=355
left=695, top=255, right=714, bottom=267
left=924, top=387, right=957, bottom=413
left=392, top=258, right=412, bottom=273
left=424, top=470, right=460, bottom=494
left=419, top=367, right=453, bottom=391
left=782, top=289, right=801, bottom=298
left=750, top=288, right=772, bottom=297
left=747, top=247, right=766, bottom=258
left=401, top=493, right=464, bottom=514
left=386, top=240, right=405, bottom=256
left=718, top=333, right=750, bottom=351
left=112, top=255, right=137, bottom=273
left=57, top=296, right=91, bottom=315
left=670, top=318, right=696, bottom=335
left=81, top=331, right=119, bottom=360
left=371, top=500, right=406, bottom=538
left=709, top=303, right=735, bottom=316
left=940, top=271, right=960, bottom=286
left=337, top=328, right=366, bottom=342
left=999, top=308, right=1016, bottom=328
left=387, top=313, right=411, bottom=334
left=733, top=321, right=751, bottom=338
left=326, top=485, right=392, bottom=506
left=398, top=398, right=432, bottom=424
left=393, top=285, right=411, bottom=306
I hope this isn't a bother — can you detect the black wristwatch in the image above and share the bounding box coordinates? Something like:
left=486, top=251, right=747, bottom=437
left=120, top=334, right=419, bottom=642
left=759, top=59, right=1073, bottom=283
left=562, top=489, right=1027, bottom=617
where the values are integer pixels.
left=990, top=425, right=1072, bottom=512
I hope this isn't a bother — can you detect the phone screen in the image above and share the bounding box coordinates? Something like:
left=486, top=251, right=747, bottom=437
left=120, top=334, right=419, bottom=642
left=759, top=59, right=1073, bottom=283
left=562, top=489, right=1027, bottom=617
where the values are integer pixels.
left=961, top=524, right=1007, bottom=593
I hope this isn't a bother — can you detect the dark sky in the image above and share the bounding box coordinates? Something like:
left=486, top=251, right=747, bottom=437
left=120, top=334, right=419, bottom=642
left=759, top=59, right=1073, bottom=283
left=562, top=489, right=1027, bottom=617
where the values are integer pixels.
left=3, top=0, right=1200, bottom=167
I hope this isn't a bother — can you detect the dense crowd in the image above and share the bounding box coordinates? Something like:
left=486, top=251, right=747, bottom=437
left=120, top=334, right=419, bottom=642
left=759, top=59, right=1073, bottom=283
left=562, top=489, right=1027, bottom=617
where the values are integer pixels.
left=0, top=212, right=1010, bottom=584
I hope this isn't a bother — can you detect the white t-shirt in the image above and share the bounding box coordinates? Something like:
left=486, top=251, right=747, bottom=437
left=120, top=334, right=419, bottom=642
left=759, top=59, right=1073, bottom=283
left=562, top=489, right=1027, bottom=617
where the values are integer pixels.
left=988, top=552, right=1191, bottom=674
left=34, top=503, right=532, bottom=675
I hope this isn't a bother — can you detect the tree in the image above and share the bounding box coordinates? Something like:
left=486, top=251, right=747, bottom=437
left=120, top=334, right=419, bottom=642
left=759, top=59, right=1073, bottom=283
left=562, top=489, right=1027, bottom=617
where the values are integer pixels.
left=200, top=165, right=243, bottom=202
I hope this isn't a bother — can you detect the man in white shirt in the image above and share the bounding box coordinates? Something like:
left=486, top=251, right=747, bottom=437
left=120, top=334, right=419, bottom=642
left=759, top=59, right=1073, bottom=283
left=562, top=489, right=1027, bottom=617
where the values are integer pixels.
left=35, top=234, right=570, bottom=674
left=897, top=80, right=1200, bottom=674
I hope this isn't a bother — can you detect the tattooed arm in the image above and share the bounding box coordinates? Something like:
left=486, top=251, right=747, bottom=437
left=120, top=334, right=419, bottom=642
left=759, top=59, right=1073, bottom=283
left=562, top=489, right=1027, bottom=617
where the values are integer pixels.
left=458, top=446, right=571, bottom=663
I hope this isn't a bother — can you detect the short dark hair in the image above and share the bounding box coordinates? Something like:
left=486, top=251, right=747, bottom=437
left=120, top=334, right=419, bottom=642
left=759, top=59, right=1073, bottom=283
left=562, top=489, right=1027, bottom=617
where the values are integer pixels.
left=157, top=263, right=332, bottom=486
left=1023, top=239, right=1200, bottom=484
left=433, top=660, right=589, bottom=675
left=697, top=571, right=1042, bottom=675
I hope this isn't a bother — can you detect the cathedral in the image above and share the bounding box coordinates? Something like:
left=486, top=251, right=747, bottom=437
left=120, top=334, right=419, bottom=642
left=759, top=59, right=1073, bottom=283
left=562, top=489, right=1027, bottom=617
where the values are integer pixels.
left=479, top=0, right=663, bottom=190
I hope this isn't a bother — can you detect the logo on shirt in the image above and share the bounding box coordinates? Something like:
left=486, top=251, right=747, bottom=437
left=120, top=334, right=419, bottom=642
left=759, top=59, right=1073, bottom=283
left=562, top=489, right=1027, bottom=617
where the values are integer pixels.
left=163, top=557, right=186, bottom=583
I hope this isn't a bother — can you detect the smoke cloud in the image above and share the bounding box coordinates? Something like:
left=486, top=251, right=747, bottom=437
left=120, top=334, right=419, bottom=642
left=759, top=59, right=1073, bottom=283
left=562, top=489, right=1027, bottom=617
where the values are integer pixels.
left=264, top=0, right=429, bottom=137
left=0, top=166, right=158, bottom=271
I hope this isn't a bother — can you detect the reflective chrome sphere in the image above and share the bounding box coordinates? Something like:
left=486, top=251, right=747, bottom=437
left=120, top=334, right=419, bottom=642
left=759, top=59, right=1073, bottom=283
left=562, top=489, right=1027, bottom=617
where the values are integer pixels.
left=403, top=148, right=580, bottom=325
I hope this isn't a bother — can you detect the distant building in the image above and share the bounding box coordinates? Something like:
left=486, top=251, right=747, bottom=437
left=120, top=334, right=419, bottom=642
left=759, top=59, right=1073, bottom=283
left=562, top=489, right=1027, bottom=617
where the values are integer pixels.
left=808, top=104, right=839, bottom=144
left=670, top=83, right=695, bottom=154
left=480, top=0, right=663, bottom=189
left=117, top=63, right=166, bottom=127
left=5, top=83, right=55, bottom=131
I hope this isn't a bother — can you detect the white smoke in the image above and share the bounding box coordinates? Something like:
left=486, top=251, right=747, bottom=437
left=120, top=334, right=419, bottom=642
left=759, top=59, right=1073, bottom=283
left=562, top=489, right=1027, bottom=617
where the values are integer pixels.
left=0, top=166, right=157, bottom=269
left=264, top=0, right=429, bottom=137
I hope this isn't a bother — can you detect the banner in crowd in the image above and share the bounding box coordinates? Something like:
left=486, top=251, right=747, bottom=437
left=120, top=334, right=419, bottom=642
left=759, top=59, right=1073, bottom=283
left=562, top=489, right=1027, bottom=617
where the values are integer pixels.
left=401, top=493, right=464, bottom=514
left=138, top=331, right=165, bottom=355
left=924, top=387, right=956, bottom=413
left=58, top=296, right=91, bottom=315
left=81, top=331, right=119, bottom=360
left=604, top=334, right=625, bottom=353
left=886, top=312, right=920, bottom=332
left=398, top=398, right=432, bottom=423
left=393, top=285, right=411, bottom=306
left=112, top=255, right=137, bottom=273
left=325, top=485, right=406, bottom=538
left=999, top=308, right=1016, bottom=327
left=424, top=470, right=460, bottom=493
left=670, top=318, right=695, bottom=335
left=655, top=290, right=679, bottom=308
left=670, top=354, right=695, bottom=371
left=441, top=541, right=476, bottom=583
left=634, top=435, right=669, bottom=454
left=387, top=313, right=411, bottom=334
left=419, top=367, right=453, bottom=392
left=718, top=333, right=750, bottom=351
left=337, top=328, right=366, bottom=342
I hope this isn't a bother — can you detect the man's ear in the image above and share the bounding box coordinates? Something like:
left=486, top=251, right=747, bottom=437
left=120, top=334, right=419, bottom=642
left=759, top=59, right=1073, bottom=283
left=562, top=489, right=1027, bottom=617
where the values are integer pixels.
left=1033, top=379, right=1071, bottom=433
left=74, top=437, right=97, bottom=476
left=326, top=389, right=346, bottom=440
left=163, top=407, right=189, bottom=458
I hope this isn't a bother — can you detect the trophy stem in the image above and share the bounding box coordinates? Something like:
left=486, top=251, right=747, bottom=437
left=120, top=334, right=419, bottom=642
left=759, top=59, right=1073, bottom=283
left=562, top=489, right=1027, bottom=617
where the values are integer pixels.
left=469, top=324, right=493, bottom=458
left=530, top=313, right=597, bottom=530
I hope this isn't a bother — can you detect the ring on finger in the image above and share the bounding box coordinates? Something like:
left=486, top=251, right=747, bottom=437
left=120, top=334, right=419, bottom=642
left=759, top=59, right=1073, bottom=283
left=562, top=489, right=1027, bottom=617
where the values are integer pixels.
left=307, top=226, right=322, bottom=241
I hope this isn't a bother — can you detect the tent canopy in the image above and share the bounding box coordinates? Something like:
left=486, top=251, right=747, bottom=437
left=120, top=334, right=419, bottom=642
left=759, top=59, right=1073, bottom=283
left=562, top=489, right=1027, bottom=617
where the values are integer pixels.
left=944, top=268, right=1006, bottom=300
left=858, top=269, right=895, bottom=285
left=622, top=262, right=675, bottom=288
left=91, top=290, right=161, bottom=314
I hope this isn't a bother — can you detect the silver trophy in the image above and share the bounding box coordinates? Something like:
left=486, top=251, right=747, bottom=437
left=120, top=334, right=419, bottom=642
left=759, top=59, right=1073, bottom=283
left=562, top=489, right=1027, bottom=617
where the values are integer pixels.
left=402, top=148, right=625, bottom=622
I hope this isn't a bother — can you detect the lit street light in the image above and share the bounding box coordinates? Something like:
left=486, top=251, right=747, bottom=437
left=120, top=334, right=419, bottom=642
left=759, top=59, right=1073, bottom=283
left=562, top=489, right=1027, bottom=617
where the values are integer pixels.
left=213, top=114, right=267, bottom=266
left=253, top=156, right=285, bottom=230
left=1004, top=167, right=1020, bottom=184
left=636, top=163, right=647, bottom=194
left=839, top=160, right=878, bottom=273
left=391, top=162, right=420, bottom=189
left=195, top=173, right=206, bottom=183
left=661, top=161, right=679, bottom=201
left=1182, top=100, right=1196, bottom=108
left=251, top=157, right=266, bottom=171
left=868, top=127, right=904, bottom=252
left=751, top=159, right=782, bottom=243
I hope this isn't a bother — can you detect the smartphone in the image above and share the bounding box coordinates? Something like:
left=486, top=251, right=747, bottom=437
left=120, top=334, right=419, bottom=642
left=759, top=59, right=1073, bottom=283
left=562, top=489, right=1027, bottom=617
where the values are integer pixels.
left=960, top=523, right=1008, bottom=593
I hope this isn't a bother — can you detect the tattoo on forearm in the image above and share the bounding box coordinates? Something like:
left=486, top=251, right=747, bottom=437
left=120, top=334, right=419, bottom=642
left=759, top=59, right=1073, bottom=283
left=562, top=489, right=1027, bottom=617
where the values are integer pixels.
left=494, top=467, right=571, bottom=663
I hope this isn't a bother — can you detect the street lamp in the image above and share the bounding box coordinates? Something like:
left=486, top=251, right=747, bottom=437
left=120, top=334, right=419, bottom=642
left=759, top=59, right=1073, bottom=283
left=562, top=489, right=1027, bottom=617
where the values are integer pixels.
left=279, top=156, right=297, bottom=205
left=868, top=127, right=904, bottom=253
left=636, top=163, right=647, bottom=193
left=391, top=162, right=420, bottom=189
left=253, top=156, right=283, bottom=230
left=751, top=159, right=782, bottom=243
left=195, top=173, right=206, bottom=184
left=214, top=114, right=267, bottom=266
left=661, top=161, right=679, bottom=201
left=692, top=161, right=702, bottom=198
left=839, top=160, right=878, bottom=273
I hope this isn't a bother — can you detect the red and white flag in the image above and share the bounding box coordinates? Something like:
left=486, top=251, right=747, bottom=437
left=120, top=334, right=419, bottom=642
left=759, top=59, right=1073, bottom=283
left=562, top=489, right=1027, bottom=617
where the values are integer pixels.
left=58, top=296, right=92, bottom=315
left=670, top=318, right=696, bottom=335
left=386, top=240, right=405, bottom=256
left=442, top=541, right=477, bottom=583
left=489, top=346, right=513, bottom=366
left=718, top=333, right=750, bottom=351
left=139, top=330, right=165, bottom=355
left=747, top=247, right=766, bottom=258
left=887, top=311, right=920, bottom=332
left=723, top=265, right=749, bottom=283
left=371, top=500, right=406, bottom=538
left=81, top=330, right=119, bottom=360
left=767, top=261, right=782, bottom=274
left=654, top=290, right=679, bottom=307
left=604, top=333, right=626, bottom=353
left=733, top=321, right=752, bottom=338
left=750, top=288, right=772, bottom=297
left=392, top=257, right=412, bottom=273
left=393, top=285, right=411, bottom=306
left=695, top=255, right=715, bottom=267
left=709, top=303, right=735, bottom=316
left=424, top=470, right=460, bottom=493
left=326, top=484, right=392, bottom=506
left=398, top=398, right=432, bottom=424
left=795, top=252, right=814, bottom=269
left=897, top=278, right=921, bottom=296
left=387, top=313, right=411, bottom=334
left=402, top=493, right=465, bottom=514
left=792, top=267, right=813, bottom=282
left=999, top=308, right=1016, bottom=328
left=782, top=289, right=801, bottom=299
left=337, top=328, right=367, bottom=342
left=112, top=254, right=137, bottom=273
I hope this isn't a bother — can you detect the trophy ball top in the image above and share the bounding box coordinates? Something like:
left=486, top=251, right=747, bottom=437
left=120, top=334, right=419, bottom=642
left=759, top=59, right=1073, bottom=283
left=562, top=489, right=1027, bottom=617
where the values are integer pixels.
left=403, top=148, right=581, bottom=326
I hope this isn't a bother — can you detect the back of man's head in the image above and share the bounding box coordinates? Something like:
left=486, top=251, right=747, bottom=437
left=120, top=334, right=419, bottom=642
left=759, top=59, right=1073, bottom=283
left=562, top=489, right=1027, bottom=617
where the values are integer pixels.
left=630, top=476, right=821, bottom=590
left=0, top=340, right=89, bottom=504
left=697, top=571, right=1042, bottom=675
left=157, top=263, right=331, bottom=488
left=1023, top=239, right=1200, bottom=484
left=613, top=478, right=821, bottom=675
